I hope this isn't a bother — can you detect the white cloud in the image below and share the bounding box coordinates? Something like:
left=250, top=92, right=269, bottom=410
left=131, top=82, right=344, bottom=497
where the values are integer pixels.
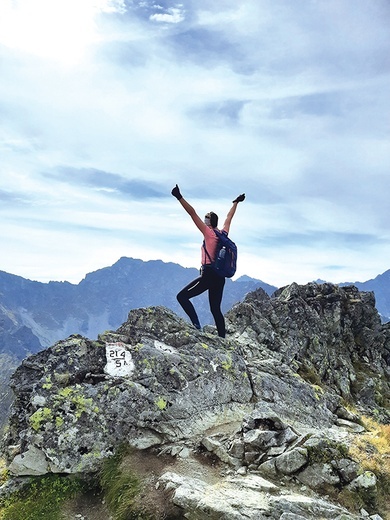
left=0, top=0, right=389, bottom=286
left=150, top=7, right=185, bottom=24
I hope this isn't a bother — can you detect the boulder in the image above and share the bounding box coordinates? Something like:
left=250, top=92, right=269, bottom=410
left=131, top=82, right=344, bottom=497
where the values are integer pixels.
left=274, top=447, right=308, bottom=475
left=8, top=446, right=50, bottom=476
left=159, top=471, right=355, bottom=519
left=3, top=308, right=256, bottom=474
left=348, top=471, right=377, bottom=491
left=297, top=462, right=340, bottom=489
left=332, top=458, right=360, bottom=483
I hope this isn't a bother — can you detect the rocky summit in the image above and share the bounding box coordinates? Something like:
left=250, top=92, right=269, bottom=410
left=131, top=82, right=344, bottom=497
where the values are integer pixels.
left=1, top=282, right=390, bottom=519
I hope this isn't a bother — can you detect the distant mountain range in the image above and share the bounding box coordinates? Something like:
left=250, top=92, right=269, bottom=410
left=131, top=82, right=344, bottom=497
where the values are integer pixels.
left=1, top=257, right=389, bottom=354
left=0, top=257, right=389, bottom=431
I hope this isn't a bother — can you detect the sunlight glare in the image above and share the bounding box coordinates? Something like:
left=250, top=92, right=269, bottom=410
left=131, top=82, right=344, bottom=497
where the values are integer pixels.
left=0, top=0, right=124, bottom=65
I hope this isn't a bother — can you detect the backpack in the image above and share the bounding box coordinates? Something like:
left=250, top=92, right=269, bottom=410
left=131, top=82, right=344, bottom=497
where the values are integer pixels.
left=203, top=230, right=237, bottom=278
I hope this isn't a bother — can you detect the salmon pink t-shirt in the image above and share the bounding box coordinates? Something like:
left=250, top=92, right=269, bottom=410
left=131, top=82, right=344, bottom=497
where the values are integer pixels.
left=202, top=227, right=226, bottom=265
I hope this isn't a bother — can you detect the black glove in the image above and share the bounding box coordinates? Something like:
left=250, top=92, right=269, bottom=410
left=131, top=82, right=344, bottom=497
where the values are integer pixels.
left=171, top=184, right=183, bottom=200
left=233, top=193, right=245, bottom=203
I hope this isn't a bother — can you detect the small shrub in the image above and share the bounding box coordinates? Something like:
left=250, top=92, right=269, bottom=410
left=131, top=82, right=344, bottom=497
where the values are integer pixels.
left=307, top=439, right=349, bottom=465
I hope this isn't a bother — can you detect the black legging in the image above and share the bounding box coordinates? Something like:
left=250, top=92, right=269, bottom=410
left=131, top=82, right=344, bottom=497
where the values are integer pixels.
left=177, top=266, right=226, bottom=337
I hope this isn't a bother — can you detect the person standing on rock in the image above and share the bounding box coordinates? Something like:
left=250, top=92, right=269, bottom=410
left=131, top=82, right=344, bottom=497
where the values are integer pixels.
left=171, top=184, right=245, bottom=338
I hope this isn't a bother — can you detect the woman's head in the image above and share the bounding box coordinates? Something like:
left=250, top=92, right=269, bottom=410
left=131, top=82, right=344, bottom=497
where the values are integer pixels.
left=205, top=211, right=218, bottom=228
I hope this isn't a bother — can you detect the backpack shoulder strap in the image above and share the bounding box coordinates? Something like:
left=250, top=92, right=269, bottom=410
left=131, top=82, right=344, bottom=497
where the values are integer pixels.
left=203, top=229, right=222, bottom=264
left=203, top=239, right=213, bottom=263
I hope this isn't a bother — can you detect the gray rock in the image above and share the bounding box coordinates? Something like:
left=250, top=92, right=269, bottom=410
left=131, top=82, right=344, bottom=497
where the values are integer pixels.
left=0, top=477, right=30, bottom=500
left=279, top=426, right=300, bottom=445
left=269, top=493, right=356, bottom=519
left=243, top=407, right=288, bottom=431
left=4, top=308, right=255, bottom=474
left=335, top=406, right=361, bottom=422
left=280, top=514, right=309, bottom=520
left=348, top=471, right=377, bottom=491
left=159, top=471, right=271, bottom=519
left=8, top=446, right=50, bottom=476
left=267, top=445, right=287, bottom=457
left=201, top=436, right=238, bottom=466
left=242, top=408, right=302, bottom=461
left=258, top=458, right=278, bottom=477
left=228, top=438, right=245, bottom=459
left=296, top=463, right=340, bottom=489
left=159, top=471, right=355, bottom=520
left=227, top=282, right=390, bottom=421
left=244, top=451, right=260, bottom=464
left=243, top=429, right=280, bottom=450
left=335, top=418, right=366, bottom=433
left=274, top=447, right=308, bottom=475
left=331, top=458, right=360, bottom=483
left=227, top=474, right=279, bottom=492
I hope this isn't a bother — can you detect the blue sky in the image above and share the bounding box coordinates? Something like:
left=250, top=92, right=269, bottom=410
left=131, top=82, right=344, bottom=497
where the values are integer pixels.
left=1, top=0, right=389, bottom=287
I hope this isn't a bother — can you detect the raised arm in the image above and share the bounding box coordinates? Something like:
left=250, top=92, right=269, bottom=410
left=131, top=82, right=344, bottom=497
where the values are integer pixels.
left=222, top=193, right=245, bottom=233
left=171, top=184, right=206, bottom=233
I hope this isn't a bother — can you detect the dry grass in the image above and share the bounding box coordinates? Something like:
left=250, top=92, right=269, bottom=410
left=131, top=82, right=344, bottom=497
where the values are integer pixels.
left=348, top=416, right=390, bottom=518
left=0, top=458, right=8, bottom=487
left=349, top=417, right=390, bottom=475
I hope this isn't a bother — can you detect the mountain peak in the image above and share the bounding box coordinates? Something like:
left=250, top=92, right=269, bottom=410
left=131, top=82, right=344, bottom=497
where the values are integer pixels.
left=3, top=282, right=389, bottom=518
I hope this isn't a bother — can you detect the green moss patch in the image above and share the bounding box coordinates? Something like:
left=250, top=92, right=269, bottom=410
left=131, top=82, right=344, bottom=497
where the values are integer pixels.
left=0, top=475, right=87, bottom=520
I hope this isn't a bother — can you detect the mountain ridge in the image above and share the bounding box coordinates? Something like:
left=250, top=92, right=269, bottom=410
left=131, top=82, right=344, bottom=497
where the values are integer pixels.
left=0, top=257, right=275, bottom=431
left=1, top=257, right=389, bottom=358
left=1, top=258, right=389, bottom=433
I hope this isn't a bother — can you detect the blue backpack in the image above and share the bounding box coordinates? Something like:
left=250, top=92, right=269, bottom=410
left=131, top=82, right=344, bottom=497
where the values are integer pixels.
left=203, top=230, right=237, bottom=278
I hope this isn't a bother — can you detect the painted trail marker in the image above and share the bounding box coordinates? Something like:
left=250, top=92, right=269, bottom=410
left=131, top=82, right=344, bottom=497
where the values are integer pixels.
left=104, top=342, right=135, bottom=378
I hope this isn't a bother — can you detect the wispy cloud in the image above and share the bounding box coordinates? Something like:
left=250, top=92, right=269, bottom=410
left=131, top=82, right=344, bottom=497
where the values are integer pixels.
left=0, top=190, right=31, bottom=205
left=45, top=168, right=166, bottom=199
left=0, top=0, right=389, bottom=285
